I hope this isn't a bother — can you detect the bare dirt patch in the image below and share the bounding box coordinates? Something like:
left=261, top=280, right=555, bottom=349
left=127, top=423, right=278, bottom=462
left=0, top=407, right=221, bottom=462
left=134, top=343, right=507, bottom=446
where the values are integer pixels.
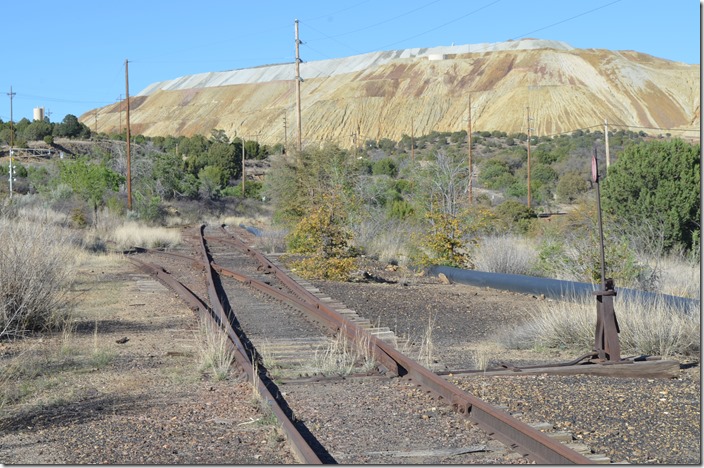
left=0, top=254, right=294, bottom=465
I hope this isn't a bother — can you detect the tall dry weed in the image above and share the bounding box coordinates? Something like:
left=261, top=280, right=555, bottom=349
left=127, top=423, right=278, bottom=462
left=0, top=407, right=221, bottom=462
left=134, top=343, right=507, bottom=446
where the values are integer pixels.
left=305, top=329, right=376, bottom=376
left=0, top=217, right=78, bottom=339
left=196, top=319, right=236, bottom=380
left=473, top=234, right=538, bottom=275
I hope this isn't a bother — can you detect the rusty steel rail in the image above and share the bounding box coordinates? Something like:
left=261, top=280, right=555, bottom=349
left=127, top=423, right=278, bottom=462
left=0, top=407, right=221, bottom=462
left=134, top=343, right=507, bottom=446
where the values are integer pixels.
left=196, top=225, right=322, bottom=464
left=126, top=257, right=210, bottom=317
left=211, top=225, right=593, bottom=465
left=127, top=229, right=322, bottom=464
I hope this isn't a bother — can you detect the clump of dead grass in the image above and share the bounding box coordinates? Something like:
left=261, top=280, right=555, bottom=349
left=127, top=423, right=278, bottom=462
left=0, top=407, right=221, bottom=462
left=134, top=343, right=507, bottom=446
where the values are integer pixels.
left=304, top=329, right=377, bottom=376
left=111, top=221, right=182, bottom=250
left=0, top=216, right=79, bottom=339
left=473, top=234, right=538, bottom=276
left=506, top=294, right=700, bottom=358
left=196, top=319, right=236, bottom=380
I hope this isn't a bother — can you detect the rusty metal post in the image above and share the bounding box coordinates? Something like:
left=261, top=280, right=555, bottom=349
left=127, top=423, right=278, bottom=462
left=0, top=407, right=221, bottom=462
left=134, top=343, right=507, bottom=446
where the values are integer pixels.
left=593, top=279, right=621, bottom=361
left=592, top=149, right=621, bottom=362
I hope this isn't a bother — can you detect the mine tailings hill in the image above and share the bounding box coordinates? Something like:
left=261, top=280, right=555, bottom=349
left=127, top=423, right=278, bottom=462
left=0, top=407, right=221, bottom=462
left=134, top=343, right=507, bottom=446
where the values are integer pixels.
left=81, top=39, right=700, bottom=146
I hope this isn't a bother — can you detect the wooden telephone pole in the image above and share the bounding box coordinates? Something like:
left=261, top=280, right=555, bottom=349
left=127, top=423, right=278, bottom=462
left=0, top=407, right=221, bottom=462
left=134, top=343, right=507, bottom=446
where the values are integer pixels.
left=294, top=19, right=302, bottom=152
left=283, top=114, right=288, bottom=151
left=526, top=106, right=532, bottom=209
left=604, top=119, right=611, bottom=169
left=7, top=86, right=15, bottom=198
left=125, top=59, right=132, bottom=211
left=411, top=117, right=415, bottom=162
left=467, top=94, right=473, bottom=204
left=242, top=136, right=246, bottom=196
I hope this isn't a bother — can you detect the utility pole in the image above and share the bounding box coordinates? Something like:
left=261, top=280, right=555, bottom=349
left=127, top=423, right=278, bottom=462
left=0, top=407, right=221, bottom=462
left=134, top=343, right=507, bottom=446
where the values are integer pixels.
left=604, top=119, right=611, bottom=169
left=125, top=59, right=132, bottom=211
left=526, top=106, right=532, bottom=209
left=411, top=118, right=415, bottom=162
left=467, top=94, right=473, bottom=205
left=294, top=19, right=302, bottom=152
left=283, top=114, right=288, bottom=152
left=241, top=135, right=246, bottom=196
left=94, top=109, right=98, bottom=133
left=7, top=86, right=15, bottom=198
left=46, top=109, right=53, bottom=123
left=116, top=95, right=123, bottom=134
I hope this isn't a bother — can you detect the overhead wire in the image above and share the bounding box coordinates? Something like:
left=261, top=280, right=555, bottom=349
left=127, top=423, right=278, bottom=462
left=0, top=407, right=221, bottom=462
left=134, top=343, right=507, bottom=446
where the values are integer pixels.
left=510, top=0, right=624, bottom=41
left=302, top=0, right=442, bottom=42
left=374, top=0, right=503, bottom=50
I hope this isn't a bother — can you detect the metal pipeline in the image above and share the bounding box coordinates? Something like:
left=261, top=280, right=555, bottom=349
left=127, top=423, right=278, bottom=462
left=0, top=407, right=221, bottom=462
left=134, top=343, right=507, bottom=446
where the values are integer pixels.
left=428, top=265, right=699, bottom=314
left=238, top=223, right=697, bottom=312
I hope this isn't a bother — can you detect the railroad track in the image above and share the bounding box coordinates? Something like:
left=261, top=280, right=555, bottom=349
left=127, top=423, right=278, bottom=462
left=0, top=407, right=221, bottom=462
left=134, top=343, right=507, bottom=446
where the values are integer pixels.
left=127, top=224, right=599, bottom=464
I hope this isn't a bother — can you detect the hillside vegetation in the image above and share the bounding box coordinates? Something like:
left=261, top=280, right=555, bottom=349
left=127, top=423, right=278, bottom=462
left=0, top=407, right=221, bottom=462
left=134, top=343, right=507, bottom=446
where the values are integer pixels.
left=1, top=122, right=699, bottom=300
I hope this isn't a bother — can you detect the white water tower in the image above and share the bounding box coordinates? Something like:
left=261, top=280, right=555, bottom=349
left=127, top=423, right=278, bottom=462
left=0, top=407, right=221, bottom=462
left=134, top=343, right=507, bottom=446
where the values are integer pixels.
left=33, top=107, right=45, bottom=121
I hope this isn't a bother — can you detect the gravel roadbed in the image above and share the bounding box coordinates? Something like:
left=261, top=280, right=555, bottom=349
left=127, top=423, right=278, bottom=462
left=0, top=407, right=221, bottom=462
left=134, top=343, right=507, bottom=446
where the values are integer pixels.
left=0, top=246, right=699, bottom=465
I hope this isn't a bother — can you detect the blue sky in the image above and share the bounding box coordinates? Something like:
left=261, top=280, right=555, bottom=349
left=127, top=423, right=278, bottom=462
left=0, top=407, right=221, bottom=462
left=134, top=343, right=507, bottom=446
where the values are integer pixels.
left=1, top=0, right=700, bottom=123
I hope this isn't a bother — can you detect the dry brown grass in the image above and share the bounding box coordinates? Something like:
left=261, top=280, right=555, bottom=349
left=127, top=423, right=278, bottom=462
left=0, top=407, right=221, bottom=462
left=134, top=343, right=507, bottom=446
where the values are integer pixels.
left=507, top=294, right=700, bottom=358
left=111, top=221, right=182, bottom=250
left=196, top=319, right=236, bottom=380
left=473, top=234, right=538, bottom=275
left=0, top=216, right=79, bottom=339
left=304, top=329, right=377, bottom=376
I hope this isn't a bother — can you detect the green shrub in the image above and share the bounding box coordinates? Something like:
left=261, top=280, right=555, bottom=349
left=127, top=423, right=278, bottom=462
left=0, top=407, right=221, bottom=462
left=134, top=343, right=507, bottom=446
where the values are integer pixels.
left=221, top=181, right=263, bottom=199
left=388, top=200, right=414, bottom=219
left=493, top=200, right=535, bottom=233
left=286, top=200, right=359, bottom=281
left=372, top=158, right=398, bottom=177
left=556, top=172, right=588, bottom=202
left=413, top=211, right=471, bottom=268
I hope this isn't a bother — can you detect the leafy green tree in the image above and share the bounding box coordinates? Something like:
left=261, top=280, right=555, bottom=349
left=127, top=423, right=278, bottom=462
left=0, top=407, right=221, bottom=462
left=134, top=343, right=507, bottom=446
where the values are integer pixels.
left=181, top=134, right=209, bottom=157
left=153, top=151, right=195, bottom=199
left=602, top=139, right=700, bottom=251
left=198, top=166, right=224, bottom=199
left=479, top=159, right=514, bottom=190
left=54, top=114, right=90, bottom=139
left=22, top=120, right=52, bottom=141
left=206, top=141, right=240, bottom=182
left=210, top=129, right=230, bottom=144
left=531, top=163, right=558, bottom=187
left=14, top=118, right=31, bottom=138
left=0, top=127, right=12, bottom=145
left=59, top=158, right=124, bottom=226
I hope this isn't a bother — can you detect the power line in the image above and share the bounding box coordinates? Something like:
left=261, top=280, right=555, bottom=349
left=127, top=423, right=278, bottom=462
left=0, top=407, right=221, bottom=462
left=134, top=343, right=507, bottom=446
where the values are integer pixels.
left=303, top=0, right=442, bottom=42
left=300, top=0, right=374, bottom=22
left=510, top=0, right=624, bottom=41
left=375, top=0, right=503, bottom=50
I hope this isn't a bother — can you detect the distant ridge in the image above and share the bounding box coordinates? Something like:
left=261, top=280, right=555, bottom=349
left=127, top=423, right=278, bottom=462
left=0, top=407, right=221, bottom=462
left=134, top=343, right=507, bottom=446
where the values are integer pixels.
left=83, top=38, right=699, bottom=145
left=137, top=39, right=575, bottom=95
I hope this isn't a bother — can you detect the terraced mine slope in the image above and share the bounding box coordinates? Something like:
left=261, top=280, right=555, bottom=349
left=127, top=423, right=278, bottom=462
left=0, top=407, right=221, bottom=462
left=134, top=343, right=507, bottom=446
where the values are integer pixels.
left=80, top=38, right=699, bottom=145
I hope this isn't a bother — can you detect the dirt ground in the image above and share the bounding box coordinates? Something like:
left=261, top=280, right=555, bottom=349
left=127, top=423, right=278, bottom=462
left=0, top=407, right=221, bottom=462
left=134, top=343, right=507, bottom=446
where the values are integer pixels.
left=0, top=253, right=295, bottom=464
left=0, top=249, right=699, bottom=464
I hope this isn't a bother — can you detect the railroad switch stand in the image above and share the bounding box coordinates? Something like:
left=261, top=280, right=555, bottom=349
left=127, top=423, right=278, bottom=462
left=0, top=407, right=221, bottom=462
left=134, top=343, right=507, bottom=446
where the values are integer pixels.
left=593, top=278, right=621, bottom=362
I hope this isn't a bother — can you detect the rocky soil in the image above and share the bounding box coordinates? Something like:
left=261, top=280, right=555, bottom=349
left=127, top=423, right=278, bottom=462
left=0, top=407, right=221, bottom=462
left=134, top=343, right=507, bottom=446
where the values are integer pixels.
left=0, top=249, right=699, bottom=464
